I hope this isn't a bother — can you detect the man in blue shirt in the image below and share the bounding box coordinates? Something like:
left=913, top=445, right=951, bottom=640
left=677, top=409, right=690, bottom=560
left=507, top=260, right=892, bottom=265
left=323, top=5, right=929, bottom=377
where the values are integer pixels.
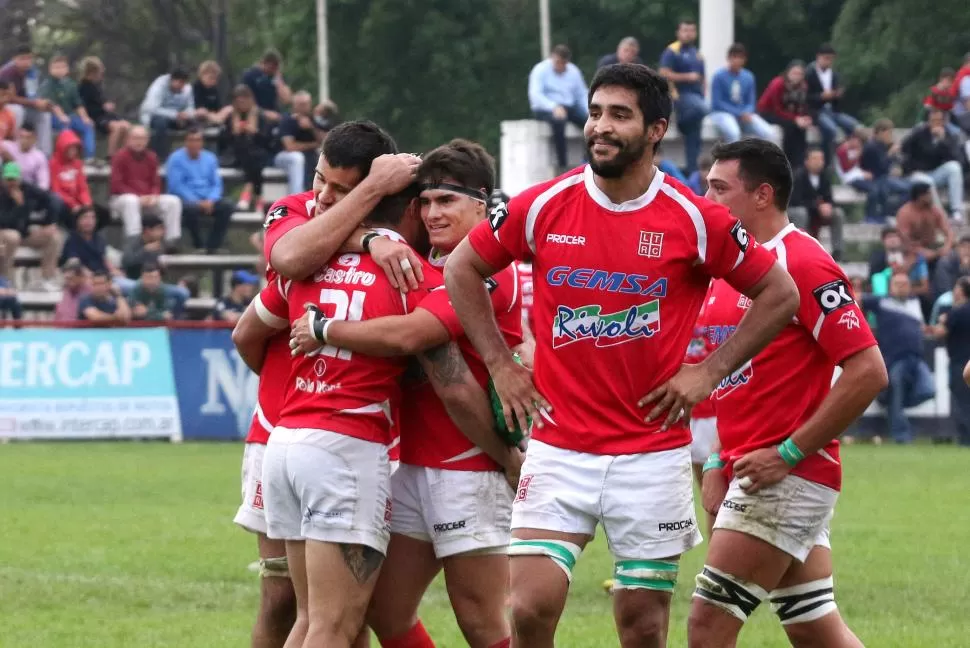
left=241, top=49, right=290, bottom=122
left=708, top=43, right=774, bottom=143
left=597, top=37, right=643, bottom=69
left=78, top=270, right=131, bottom=325
left=659, top=19, right=708, bottom=174
left=165, top=127, right=233, bottom=252
left=528, top=44, right=589, bottom=173
left=862, top=272, right=935, bottom=443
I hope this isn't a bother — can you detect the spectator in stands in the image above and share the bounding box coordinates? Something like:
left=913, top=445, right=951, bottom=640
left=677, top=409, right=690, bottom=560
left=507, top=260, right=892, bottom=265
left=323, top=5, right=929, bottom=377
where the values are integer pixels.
left=902, top=108, right=966, bottom=222
left=139, top=66, right=197, bottom=159
left=193, top=60, right=228, bottom=125
left=805, top=43, right=859, bottom=169
left=789, top=147, right=845, bottom=260
left=0, top=274, right=22, bottom=322
left=896, top=182, right=955, bottom=274
left=110, top=126, right=183, bottom=250
left=923, top=67, right=961, bottom=136
left=1, top=124, right=49, bottom=189
left=656, top=152, right=687, bottom=184
left=50, top=129, right=107, bottom=229
left=121, top=214, right=164, bottom=279
left=78, top=56, right=129, bottom=159
left=868, top=228, right=930, bottom=304
left=659, top=19, right=707, bottom=175
left=313, top=99, right=340, bottom=134
left=39, top=55, right=95, bottom=161
left=0, top=46, right=53, bottom=155
left=211, top=270, right=257, bottom=323
left=0, top=81, right=16, bottom=141
left=935, top=276, right=970, bottom=445
left=222, top=85, right=273, bottom=213
left=687, top=154, right=712, bottom=196
left=934, top=235, right=970, bottom=299
left=835, top=128, right=865, bottom=184
left=78, top=270, right=130, bottom=324
left=528, top=44, right=588, bottom=175
left=709, top=43, right=774, bottom=144
left=59, top=207, right=118, bottom=277
left=950, top=53, right=970, bottom=133
left=241, top=49, right=291, bottom=121
left=758, top=60, right=812, bottom=169
left=0, top=161, right=60, bottom=289
left=129, top=263, right=175, bottom=321
left=166, top=127, right=233, bottom=253
left=597, top=37, right=642, bottom=69
left=857, top=119, right=910, bottom=223
left=54, top=258, right=88, bottom=321
left=275, top=91, right=321, bottom=193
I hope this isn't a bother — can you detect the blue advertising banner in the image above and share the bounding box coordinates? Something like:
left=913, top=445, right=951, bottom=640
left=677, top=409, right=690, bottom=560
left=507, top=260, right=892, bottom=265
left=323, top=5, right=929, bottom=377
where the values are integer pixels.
left=0, top=328, right=181, bottom=440
left=168, top=328, right=258, bottom=440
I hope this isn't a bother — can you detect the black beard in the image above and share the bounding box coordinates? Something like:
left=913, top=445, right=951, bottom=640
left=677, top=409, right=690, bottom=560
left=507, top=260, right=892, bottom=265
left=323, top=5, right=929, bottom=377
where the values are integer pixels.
left=586, top=137, right=649, bottom=179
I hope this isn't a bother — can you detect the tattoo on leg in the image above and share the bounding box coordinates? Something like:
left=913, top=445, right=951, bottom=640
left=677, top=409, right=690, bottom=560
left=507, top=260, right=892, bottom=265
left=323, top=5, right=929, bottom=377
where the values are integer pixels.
left=338, top=544, right=384, bottom=583
left=422, top=342, right=470, bottom=387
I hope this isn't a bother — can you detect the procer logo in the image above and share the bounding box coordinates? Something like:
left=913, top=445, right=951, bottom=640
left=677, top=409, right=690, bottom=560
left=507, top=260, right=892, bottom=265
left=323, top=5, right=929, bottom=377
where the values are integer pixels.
left=433, top=520, right=467, bottom=534
left=546, top=233, right=586, bottom=246
left=658, top=519, right=695, bottom=532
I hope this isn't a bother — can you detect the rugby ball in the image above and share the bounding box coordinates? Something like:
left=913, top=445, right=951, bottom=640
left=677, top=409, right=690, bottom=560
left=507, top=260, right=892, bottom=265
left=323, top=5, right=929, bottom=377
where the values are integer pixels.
left=487, top=353, right=531, bottom=447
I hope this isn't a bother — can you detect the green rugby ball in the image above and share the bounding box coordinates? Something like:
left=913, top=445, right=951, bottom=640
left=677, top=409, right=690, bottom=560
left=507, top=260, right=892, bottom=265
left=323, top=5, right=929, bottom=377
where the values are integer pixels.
left=487, top=353, right=531, bottom=447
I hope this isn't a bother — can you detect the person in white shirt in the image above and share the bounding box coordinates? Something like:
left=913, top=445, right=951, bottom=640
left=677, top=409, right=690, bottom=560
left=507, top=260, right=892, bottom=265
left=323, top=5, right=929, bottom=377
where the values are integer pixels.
left=528, top=44, right=589, bottom=173
left=805, top=44, right=860, bottom=169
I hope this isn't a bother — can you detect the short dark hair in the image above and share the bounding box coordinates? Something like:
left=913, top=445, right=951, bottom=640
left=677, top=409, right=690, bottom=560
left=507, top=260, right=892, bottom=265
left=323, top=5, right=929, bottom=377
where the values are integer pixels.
left=911, top=183, right=933, bottom=202
left=872, top=118, right=894, bottom=134
left=142, top=214, right=163, bottom=230
left=417, top=139, right=496, bottom=195
left=956, top=276, right=970, bottom=299
left=261, top=49, right=282, bottom=66
left=142, top=262, right=161, bottom=275
left=710, top=138, right=793, bottom=210
left=817, top=43, right=836, bottom=56
left=184, top=126, right=203, bottom=138
left=678, top=17, right=697, bottom=27
left=589, top=63, right=672, bottom=128
left=805, top=146, right=825, bottom=159
left=232, top=84, right=253, bottom=100
left=941, top=67, right=956, bottom=79
left=322, top=120, right=397, bottom=177
left=0, top=80, right=10, bottom=92
left=881, top=226, right=900, bottom=241
left=551, top=44, right=571, bottom=60
left=49, top=54, right=68, bottom=65
left=958, top=235, right=970, bottom=246
left=14, top=45, right=32, bottom=57
left=727, top=43, right=747, bottom=58
left=170, top=66, right=190, bottom=81
left=368, top=183, right=420, bottom=226
left=19, top=122, right=35, bottom=134
left=91, top=270, right=110, bottom=281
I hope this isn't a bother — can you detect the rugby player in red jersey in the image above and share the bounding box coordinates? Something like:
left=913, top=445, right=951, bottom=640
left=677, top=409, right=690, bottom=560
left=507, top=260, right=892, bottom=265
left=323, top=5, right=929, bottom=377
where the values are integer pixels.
left=443, top=63, right=800, bottom=648
left=230, top=121, right=413, bottom=648
left=289, top=140, right=521, bottom=648
left=688, top=139, right=887, bottom=648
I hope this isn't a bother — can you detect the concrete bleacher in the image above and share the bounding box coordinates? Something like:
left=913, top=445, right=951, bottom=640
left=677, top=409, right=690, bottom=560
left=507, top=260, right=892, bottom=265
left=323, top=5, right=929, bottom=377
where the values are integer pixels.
left=17, top=290, right=217, bottom=319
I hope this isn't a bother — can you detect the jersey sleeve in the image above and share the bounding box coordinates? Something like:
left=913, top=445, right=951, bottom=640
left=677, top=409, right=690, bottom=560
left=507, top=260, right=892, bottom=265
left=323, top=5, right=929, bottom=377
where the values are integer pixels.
left=253, top=278, right=290, bottom=329
left=467, top=192, right=531, bottom=268
left=415, top=288, right=463, bottom=340
left=698, top=202, right=776, bottom=293
left=792, top=255, right=877, bottom=365
left=263, top=199, right=311, bottom=264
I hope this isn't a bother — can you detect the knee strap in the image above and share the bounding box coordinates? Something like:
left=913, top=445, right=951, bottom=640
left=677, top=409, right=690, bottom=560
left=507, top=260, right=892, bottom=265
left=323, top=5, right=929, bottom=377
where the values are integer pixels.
left=769, top=576, right=837, bottom=625
left=259, top=556, right=290, bottom=579
left=508, top=538, right=582, bottom=582
left=613, top=559, right=678, bottom=592
left=693, top=565, right=768, bottom=623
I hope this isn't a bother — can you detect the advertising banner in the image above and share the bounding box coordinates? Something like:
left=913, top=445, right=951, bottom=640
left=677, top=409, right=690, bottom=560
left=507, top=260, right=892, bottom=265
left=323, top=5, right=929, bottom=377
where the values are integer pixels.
left=168, top=328, right=258, bottom=440
left=0, top=328, right=181, bottom=440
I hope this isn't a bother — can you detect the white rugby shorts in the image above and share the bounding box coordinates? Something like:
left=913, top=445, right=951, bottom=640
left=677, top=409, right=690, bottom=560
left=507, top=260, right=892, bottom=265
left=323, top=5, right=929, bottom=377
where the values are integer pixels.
left=689, top=417, right=718, bottom=464
left=233, top=442, right=269, bottom=535
left=391, top=463, right=512, bottom=558
left=714, top=474, right=836, bottom=562
left=512, top=441, right=703, bottom=560
left=261, top=427, right=392, bottom=554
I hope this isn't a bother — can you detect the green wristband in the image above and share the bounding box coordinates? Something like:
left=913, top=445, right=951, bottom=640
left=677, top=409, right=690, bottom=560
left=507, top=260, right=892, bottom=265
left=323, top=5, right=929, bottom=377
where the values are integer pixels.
left=702, top=453, right=725, bottom=473
left=777, top=438, right=805, bottom=468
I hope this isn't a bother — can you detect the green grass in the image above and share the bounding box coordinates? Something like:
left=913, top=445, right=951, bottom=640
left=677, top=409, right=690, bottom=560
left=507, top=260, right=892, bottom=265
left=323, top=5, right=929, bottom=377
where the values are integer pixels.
left=1, top=442, right=967, bottom=647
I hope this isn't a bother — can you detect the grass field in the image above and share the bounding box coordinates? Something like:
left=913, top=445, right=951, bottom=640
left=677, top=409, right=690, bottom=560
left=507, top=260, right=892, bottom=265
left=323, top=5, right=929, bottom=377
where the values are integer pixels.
left=2, top=442, right=967, bottom=647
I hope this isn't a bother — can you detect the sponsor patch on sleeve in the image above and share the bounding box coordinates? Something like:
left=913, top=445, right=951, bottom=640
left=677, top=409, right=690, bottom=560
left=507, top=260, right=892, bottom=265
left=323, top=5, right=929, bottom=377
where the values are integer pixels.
left=812, top=279, right=855, bottom=314
left=484, top=277, right=499, bottom=293
left=729, top=221, right=750, bottom=252
left=488, top=201, right=509, bottom=231
left=263, top=205, right=287, bottom=230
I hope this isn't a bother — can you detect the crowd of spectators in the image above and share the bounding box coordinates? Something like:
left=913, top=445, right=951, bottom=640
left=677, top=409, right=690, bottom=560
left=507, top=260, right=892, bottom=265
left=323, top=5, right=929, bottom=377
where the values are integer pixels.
left=0, top=45, right=340, bottom=325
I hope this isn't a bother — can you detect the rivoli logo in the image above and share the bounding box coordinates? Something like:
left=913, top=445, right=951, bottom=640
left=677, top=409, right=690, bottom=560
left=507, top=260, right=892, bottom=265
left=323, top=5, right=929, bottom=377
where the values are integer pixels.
left=714, top=358, right=753, bottom=399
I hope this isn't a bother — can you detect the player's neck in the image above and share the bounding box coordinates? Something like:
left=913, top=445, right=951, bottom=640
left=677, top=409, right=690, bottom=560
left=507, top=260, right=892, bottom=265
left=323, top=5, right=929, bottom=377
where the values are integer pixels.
left=750, top=210, right=791, bottom=245
left=591, top=158, right=657, bottom=205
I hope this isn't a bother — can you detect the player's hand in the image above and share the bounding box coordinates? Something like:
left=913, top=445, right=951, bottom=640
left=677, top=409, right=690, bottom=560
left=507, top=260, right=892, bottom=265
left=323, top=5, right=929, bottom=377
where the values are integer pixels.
left=369, top=236, right=424, bottom=292
left=503, top=447, right=525, bottom=491
left=639, top=363, right=717, bottom=431
left=289, top=304, right=326, bottom=357
left=513, top=339, right=535, bottom=370
left=733, top=447, right=792, bottom=494
left=701, top=467, right=728, bottom=517
left=366, top=153, right=421, bottom=196
left=490, top=355, right=552, bottom=434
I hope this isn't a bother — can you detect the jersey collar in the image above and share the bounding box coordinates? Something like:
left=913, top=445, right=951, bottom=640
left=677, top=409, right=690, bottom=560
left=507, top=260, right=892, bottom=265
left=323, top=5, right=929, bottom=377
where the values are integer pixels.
left=583, top=165, right=665, bottom=213
left=428, top=248, right=449, bottom=268
left=761, top=222, right=797, bottom=250
left=372, top=227, right=406, bottom=244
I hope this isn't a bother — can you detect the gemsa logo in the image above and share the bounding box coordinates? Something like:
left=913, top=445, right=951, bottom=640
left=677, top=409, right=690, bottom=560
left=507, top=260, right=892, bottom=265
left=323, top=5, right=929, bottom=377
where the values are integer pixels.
left=714, top=359, right=753, bottom=399
left=552, top=301, right=660, bottom=349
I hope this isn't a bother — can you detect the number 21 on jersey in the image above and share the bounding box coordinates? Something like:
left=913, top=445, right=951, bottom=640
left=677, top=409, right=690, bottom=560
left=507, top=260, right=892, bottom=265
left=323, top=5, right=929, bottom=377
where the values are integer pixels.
left=315, top=288, right=366, bottom=360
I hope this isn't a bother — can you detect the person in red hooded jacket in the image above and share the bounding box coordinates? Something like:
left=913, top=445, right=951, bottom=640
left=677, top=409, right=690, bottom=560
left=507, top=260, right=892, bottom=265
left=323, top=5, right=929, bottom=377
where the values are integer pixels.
left=49, top=129, right=108, bottom=229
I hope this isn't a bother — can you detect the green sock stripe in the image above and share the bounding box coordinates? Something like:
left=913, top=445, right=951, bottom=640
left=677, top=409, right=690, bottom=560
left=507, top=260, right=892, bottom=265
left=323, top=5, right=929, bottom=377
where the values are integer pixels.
left=615, top=559, right=679, bottom=573
left=510, top=540, right=578, bottom=570
left=612, top=574, right=677, bottom=591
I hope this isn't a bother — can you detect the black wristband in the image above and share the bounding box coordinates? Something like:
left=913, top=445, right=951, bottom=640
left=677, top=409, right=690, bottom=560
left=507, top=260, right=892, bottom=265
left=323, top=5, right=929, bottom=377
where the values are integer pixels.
left=307, top=306, right=328, bottom=342
left=361, top=232, right=383, bottom=253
